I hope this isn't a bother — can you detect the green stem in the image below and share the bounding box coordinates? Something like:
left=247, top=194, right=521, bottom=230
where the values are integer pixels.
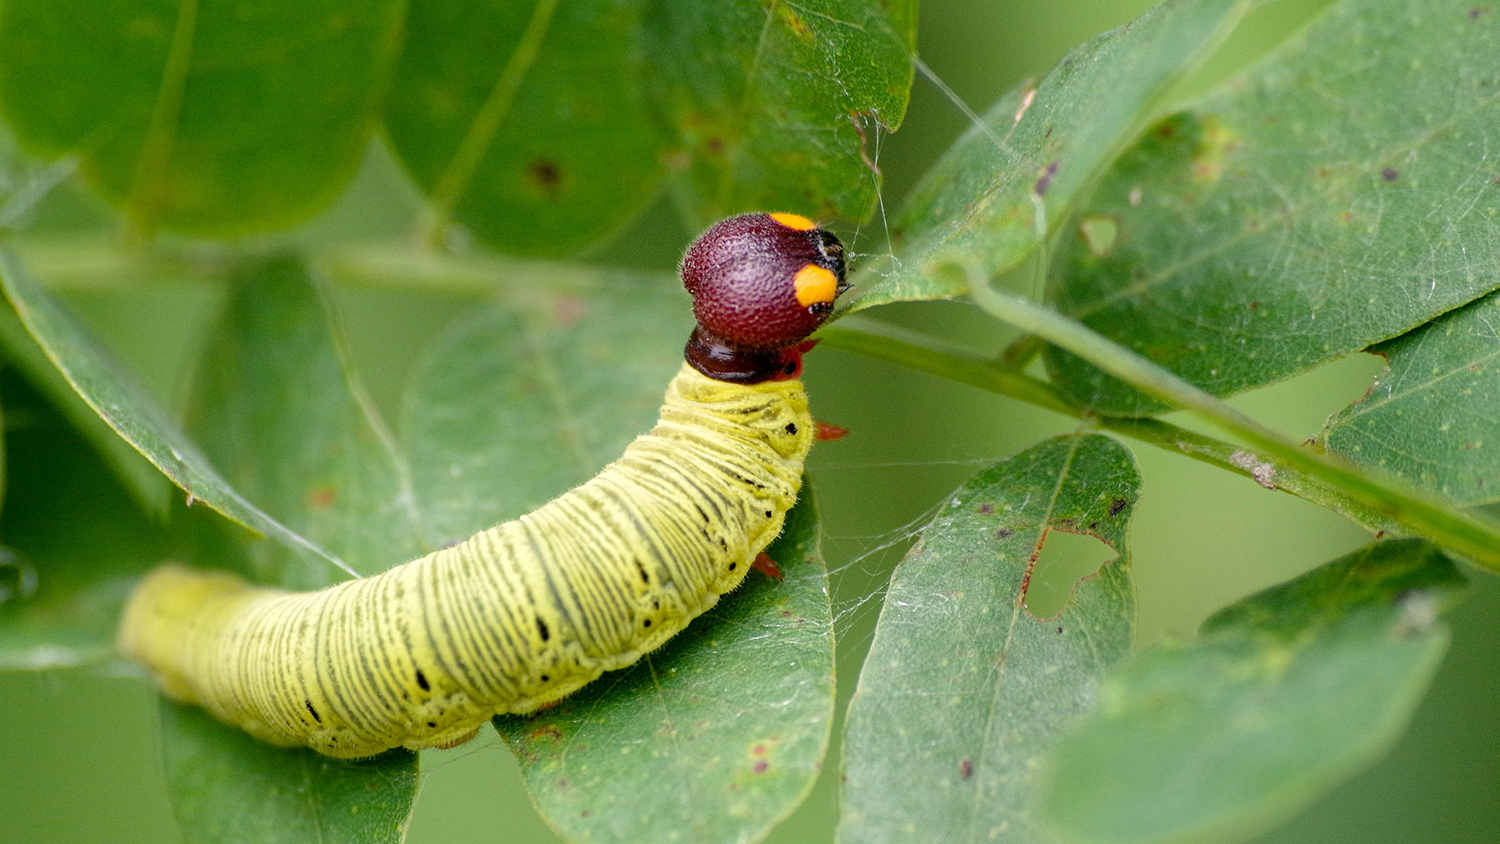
left=820, top=322, right=1312, bottom=491
left=964, top=279, right=1500, bottom=572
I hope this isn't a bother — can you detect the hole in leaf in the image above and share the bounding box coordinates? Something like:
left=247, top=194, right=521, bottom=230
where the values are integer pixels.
left=1024, top=529, right=1118, bottom=619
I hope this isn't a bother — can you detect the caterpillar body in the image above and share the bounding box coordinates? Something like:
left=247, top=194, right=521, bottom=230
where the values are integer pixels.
left=118, top=212, right=847, bottom=759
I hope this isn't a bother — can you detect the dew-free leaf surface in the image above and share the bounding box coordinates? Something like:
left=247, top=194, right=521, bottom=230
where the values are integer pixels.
left=1045, top=0, right=1500, bottom=414
left=1039, top=539, right=1464, bottom=844
left=1324, top=290, right=1500, bottom=507
left=0, top=0, right=403, bottom=235
left=839, top=433, right=1138, bottom=844
left=853, top=0, right=1246, bottom=311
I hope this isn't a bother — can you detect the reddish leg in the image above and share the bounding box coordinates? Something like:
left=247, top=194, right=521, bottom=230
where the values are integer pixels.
left=815, top=421, right=849, bottom=441
left=753, top=552, right=783, bottom=581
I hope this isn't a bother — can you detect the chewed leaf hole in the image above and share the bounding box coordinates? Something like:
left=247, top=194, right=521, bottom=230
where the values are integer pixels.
left=1024, top=529, right=1118, bottom=619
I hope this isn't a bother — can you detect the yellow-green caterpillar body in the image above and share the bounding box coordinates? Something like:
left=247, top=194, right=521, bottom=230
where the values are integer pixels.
left=119, top=364, right=812, bottom=758
left=118, top=212, right=847, bottom=758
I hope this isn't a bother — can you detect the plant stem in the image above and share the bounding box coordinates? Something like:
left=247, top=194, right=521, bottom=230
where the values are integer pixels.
left=962, top=279, right=1500, bottom=572
left=820, top=322, right=1315, bottom=494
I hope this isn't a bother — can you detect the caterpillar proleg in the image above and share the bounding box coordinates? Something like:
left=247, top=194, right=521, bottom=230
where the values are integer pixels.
left=118, top=213, right=847, bottom=759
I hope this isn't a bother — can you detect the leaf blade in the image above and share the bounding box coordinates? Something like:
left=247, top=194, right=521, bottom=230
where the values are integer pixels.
left=853, top=0, right=1248, bottom=311
left=0, top=246, right=346, bottom=575
left=1045, top=0, right=1500, bottom=413
left=1323, top=290, right=1500, bottom=507
left=0, top=0, right=404, bottom=235
left=642, top=0, right=916, bottom=226
left=838, top=433, right=1140, bottom=844
left=1039, top=539, right=1465, bottom=844
left=162, top=703, right=417, bottom=844
left=387, top=0, right=663, bottom=255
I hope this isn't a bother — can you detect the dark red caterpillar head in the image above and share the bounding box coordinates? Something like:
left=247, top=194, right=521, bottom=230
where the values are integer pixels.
left=681, top=212, right=848, bottom=383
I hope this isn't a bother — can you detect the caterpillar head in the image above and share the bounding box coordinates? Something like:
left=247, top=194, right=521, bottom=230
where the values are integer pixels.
left=682, top=212, right=848, bottom=383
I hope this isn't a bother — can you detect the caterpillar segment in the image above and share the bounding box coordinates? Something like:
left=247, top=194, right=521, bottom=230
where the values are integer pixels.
left=118, top=212, right=847, bottom=758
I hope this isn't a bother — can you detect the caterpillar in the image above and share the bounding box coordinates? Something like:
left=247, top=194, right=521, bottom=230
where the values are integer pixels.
left=118, top=212, right=847, bottom=759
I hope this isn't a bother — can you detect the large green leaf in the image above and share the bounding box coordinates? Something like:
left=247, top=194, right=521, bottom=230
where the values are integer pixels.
left=641, top=0, right=915, bottom=227
left=385, top=0, right=662, bottom=255
left=0, top=246, right=347, bottom=576
left=159, top=256, right=422, bottom=843
left=401, top=272, right=689, bottom=537
left=497, top=489, right=833, bottom=844
left=162, top=704, right=417, bottom=844
left=0, top=0, right=402, bottom=235
left=0, top=370, right=169, bottom=670
left=0, top=299, right=166, bottom=516
left=403, top=275, right=836, bottom=843
left=1323, top=289, right=1500, bottom=507
left=1045, top=0, right=1500, bottom=414
left=839, top=433, right=1138, bottom=844
left=852, top=0, right=1247, bottom=311
left=184, top=255, right=427, bottom=587
left=1039, top=539, right=1464, bottom=844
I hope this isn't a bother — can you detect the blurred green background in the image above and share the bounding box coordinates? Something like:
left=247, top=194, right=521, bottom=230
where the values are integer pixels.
left=2, top=0, right=1497, bottom=842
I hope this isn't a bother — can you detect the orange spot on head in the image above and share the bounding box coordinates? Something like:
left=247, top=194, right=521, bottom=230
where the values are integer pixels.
left=793, top=264, right=838, bottom=308
left=769, top=212, right=817, bottom=231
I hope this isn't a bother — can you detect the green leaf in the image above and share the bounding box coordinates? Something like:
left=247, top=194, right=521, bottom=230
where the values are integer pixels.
left=1045, top=0, right=1500, bottom=414
left=161, top=703, right=417, bottom=844
left=0, top=246, right=347, bottom=575
left=852, top=0, right=1247, bottom=311
left=386, top=0, right=663, bottom=255
left=184, top=255, right=426, bottom=587
left=838, top=433, right=1139, bottom=844
left=496, top=487, right=834, bottom=844
left=0, top=0, right=403, bottom=235
left=1039, top=539, right=1464, bottom=844
left=642, top=0, right=916, bottom=227
left=1323, top=290, right=1500, bottom=507
left=0, top=299, right=167, bottom=517
left=158, top=255, right=424, bottom=841
left=0, top=370, right=169, bottom=671
left=401, top=271, right=690, bottom=537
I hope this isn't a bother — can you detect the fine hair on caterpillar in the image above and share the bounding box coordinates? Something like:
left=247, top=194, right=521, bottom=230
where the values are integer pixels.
left=118, top=212, right=848, bottom=759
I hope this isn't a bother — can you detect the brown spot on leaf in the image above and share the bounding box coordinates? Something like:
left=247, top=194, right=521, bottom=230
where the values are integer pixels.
left=307, top=485, right=336, bottom=509
left=997, top=528, right=1014, bottom=538
left=1382, top=167, right=1399, bottom=181
left=1034, top=161, right=1059, bottom=196
left=979, top=503, right=994, bottom=515
left=529, top=725, right=563, bottom=743
left=528, top=158, right=563, bottom=195
left=1108, top=498, right=1127, bottom=517
left=753, top=760, right=769, bottom=774
left=959, top=757, right=974, bottom=779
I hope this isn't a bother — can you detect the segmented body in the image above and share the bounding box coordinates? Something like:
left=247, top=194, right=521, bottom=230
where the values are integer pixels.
left=118, top=364, right=812, bottom=758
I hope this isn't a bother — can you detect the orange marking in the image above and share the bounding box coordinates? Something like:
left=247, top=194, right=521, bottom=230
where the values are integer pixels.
left=815, top=421, right=849, bottom=441
left=793, top=265, right=838, bottom=308
left=752, top=552, right=783, bottom=581
left=769, top=212, right=817, bottom=231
